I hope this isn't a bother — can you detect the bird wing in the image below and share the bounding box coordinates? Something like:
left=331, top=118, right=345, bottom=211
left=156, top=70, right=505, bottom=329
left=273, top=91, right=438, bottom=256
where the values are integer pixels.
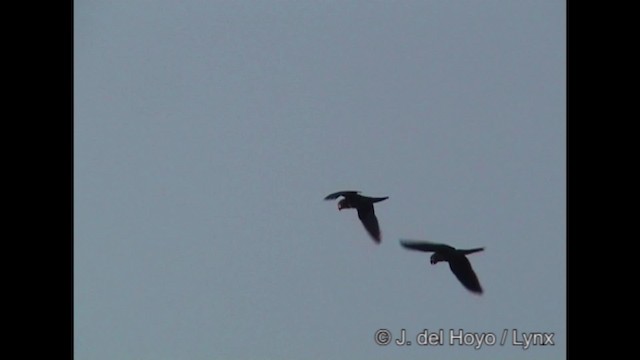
left=448, top=256, right=483, bottom=294
left=356, top=205, right=381, bottom=243
left=324, top=191, right=360, bottom=200
left=358, top=195, right=389, bottom=204
left=399, top=239, right=455, bottom=253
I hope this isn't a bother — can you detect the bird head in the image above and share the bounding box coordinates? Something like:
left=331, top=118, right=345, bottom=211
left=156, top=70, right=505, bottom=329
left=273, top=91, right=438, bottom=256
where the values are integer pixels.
left=337, top=199, right=351, bottom=211
left=430, top=253, right=445, bottom=265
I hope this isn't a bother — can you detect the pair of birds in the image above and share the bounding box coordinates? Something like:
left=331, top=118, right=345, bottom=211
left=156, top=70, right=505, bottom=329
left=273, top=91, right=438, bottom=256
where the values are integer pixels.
left=324, top=190, right=484, bottom=295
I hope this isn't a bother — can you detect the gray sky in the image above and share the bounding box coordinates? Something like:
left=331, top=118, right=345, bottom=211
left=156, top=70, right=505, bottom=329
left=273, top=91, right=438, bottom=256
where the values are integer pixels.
left=75, top=1, right=566, bottom=359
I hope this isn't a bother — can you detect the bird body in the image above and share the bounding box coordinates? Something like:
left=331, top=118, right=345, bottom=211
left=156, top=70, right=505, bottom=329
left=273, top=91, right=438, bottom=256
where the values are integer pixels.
left=324, top=191, right=388, bottom=244
left=400, top=239, right=484, bottom=294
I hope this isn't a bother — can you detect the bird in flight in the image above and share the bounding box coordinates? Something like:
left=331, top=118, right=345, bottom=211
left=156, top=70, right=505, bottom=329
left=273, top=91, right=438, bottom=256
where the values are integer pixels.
left=399, top=239, right=484, bottom=294
left=324, top=191, right=389, bottom=244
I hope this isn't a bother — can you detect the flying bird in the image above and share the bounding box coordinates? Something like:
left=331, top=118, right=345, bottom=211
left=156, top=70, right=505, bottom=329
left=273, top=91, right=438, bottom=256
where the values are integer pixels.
left=399, top=239, right=484, bottom=294
left=324, top=191, right=389, bottom=244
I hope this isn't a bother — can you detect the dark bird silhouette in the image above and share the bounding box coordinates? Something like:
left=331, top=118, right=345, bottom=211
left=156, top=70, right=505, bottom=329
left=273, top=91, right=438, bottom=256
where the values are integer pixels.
left=324, top=191, right=389, bottom=244
left=399, top=239, right=484, bottom=294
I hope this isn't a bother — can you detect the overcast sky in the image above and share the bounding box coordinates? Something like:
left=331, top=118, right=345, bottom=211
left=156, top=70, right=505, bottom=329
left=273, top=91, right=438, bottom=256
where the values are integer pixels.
left=75, top=1, right=566, bottom=359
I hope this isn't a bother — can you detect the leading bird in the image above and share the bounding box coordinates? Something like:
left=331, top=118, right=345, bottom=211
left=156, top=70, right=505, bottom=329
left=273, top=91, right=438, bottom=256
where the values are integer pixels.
left=324, top=191, right=388, bottom=244
left=399, top=239, right=484, bottom=294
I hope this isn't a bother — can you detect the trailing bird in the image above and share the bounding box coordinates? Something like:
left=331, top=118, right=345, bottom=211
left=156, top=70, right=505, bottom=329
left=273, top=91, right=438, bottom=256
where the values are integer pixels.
left=399, top=239, right=484, bottom=294
left=324, top=191, right=388, bottom=244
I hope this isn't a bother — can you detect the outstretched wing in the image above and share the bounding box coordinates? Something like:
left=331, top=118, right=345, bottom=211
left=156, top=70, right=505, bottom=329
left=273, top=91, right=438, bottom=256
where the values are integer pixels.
left=399, top=239, right=455, bottom=253
left=449, top=256, right=483, bottom=294
left=356, top=205, right=381, bottom=244
left=324, top=191, right=360, bottom=200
